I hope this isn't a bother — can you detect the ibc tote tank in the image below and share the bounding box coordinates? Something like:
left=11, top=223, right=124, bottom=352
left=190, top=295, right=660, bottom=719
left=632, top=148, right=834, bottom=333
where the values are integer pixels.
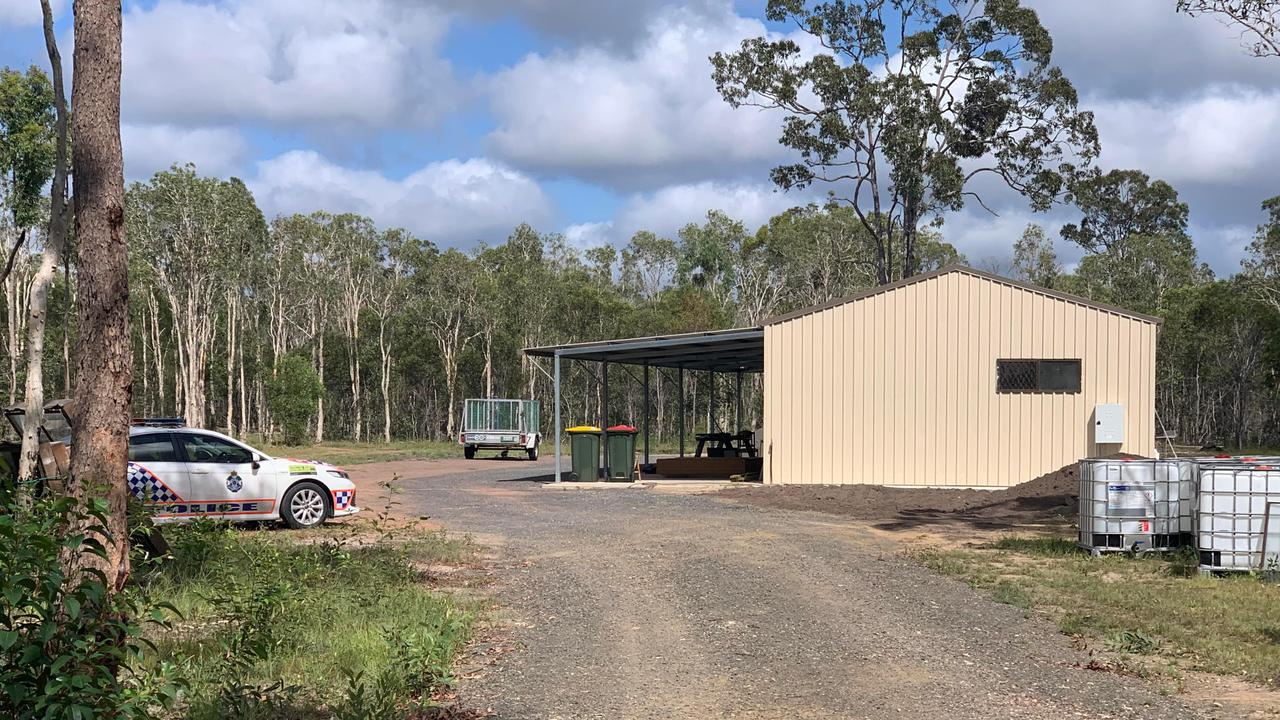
left=1078, top=458, right=1196, bottom=555
left=1196, top=461, right=1280, bottom=572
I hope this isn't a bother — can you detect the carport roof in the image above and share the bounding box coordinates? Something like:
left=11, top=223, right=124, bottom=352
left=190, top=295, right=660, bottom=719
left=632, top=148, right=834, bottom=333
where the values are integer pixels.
left=524, top=327, right=764, bottom=372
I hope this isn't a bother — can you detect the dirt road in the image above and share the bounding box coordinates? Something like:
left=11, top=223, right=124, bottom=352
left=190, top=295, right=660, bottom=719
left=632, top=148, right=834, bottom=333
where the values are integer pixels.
left=351, top=459, right=1212, bottom=720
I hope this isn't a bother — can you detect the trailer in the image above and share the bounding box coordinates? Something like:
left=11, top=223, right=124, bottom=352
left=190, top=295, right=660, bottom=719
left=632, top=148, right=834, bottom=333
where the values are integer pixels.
left=460, top=398, right=541, bottom=460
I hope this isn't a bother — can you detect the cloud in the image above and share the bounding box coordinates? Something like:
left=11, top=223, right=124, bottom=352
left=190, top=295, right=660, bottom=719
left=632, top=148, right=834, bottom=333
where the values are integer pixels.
left=121, top=0, right=457, bottom=129
left=0, top=0, right=63, bottom=26
left=248, top=150, right=553, bottom=246
left=122, top=124, right=250, bottom=181
left=569, top=180, right=810, bottom=247
left=484, top=5, right=797, bottom=190
left=442, top=0, right=728, bottom=49
left=1027, top=0, right=1280, bottom=101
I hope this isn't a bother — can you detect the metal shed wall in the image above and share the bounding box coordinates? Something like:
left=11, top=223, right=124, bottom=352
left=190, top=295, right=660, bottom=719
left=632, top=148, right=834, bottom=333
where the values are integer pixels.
left=762, top=270, right=1158, bottom=487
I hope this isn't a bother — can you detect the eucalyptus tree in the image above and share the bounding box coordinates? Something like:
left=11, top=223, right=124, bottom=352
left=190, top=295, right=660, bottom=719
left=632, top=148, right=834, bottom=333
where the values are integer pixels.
left=0, top=66, right=55, bottom=285
left=1240, top=195, right=1280, bottom=316
left=127, top=165, right=266, bottom=427
left=620, top=231, right=679, bottom=301
left=712, top=0, right=1098, bottom=283
left=410, top=245, right=479, bottom=439
left=1010, top=223, right=1059, bottom=288
left=67, top=0, right=130, bottom=590
left=19, top=2, right=72, bottom=481
left=327, top=213, right=379, bottom=441
left=372, top=228, right=410, bottom=442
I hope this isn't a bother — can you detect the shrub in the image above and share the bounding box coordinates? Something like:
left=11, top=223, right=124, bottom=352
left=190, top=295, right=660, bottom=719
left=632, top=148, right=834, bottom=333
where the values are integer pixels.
left=265, top=353, right=323, bottom=445
left=0, top=486, right=183, bottom=719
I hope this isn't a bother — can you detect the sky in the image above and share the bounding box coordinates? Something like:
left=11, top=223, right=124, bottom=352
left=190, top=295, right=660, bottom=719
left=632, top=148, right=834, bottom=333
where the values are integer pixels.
left=0, top=0, right=1276, bottom=274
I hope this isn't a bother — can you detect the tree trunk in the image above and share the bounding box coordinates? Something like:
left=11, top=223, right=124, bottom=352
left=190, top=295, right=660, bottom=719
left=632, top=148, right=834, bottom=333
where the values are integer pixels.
left=21, top=0, right=73, bottom=486
left=314, top=331, right=325, bottom=443
left=68, top=0, right=131, bottom=592
left=379, top=318, right=392, bottom=443
left=225, top=290, right=236, bottom=432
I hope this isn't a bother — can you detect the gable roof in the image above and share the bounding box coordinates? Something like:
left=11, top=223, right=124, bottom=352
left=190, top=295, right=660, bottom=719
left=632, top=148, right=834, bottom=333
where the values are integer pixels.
left=763, top=265, right=1162, bottom=327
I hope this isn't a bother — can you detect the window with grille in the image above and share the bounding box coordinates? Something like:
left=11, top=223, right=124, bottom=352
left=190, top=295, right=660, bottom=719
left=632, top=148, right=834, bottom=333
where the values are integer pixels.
left=996, top=359, right=1081, bottom=393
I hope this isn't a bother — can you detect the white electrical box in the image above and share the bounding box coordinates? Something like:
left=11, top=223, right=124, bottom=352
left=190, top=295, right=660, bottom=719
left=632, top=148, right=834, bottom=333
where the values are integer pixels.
left=1095, top=403, right=1124, bottom=444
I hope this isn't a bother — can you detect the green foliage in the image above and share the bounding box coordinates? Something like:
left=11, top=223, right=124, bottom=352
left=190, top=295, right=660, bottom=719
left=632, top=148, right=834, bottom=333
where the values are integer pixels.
left=266, top=353, right=323, bottom=445
left=989, top=535, right=1081, bottom=557
left=150, top=522, right=474, bottom=719
left=0, top=488, right=183, bottom=719
left=1106, top=630, right=1161, bottom=656
left=0, top=65, right=56, bottom=229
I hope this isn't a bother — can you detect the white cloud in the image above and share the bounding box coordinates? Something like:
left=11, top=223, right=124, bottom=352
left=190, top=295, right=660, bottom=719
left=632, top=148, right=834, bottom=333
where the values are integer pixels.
left=1093, top=89, right=1280, bottom=186
left=248, top=150, right=553, bottom=246
left=122, top=124, right=250, bottom=181
left=572, top=180, right=809, bottom=246
left=1027, top=0, right=1280, bottom=101
left=121, top=0, right=456, bottom=129
left=484, top=5, right=798, bottom=189
left=0, top=0, right=62, bottom=26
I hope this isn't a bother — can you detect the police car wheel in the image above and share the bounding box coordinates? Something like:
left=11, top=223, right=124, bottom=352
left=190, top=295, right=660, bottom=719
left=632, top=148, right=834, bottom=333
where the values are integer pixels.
left=282, top=482, right=328, bottom=529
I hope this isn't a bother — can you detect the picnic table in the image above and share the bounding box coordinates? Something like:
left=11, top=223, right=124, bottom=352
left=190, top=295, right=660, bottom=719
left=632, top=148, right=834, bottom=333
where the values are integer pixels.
left=694, top=431, right=757, bottom=458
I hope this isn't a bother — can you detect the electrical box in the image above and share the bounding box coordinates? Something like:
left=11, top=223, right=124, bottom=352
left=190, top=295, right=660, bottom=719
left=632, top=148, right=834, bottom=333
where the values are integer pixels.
left=1095, top=403, right=1124, bottom=444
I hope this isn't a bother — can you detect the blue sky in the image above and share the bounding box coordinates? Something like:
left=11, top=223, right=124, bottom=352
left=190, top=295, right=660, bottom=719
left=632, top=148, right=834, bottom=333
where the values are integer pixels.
left=1, top=0, right=1278, bottom=274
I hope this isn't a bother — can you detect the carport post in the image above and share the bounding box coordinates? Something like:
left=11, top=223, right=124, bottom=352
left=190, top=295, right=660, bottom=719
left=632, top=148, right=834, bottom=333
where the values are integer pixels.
left=736, top=370, right=743, bottom=432
left=553, top=351, right=562, bottom=483
left=678, top=366, right=685, bottom=457
left=643, top=363, right=650, bottom=465
left=601, top=361, right=609, bottom=480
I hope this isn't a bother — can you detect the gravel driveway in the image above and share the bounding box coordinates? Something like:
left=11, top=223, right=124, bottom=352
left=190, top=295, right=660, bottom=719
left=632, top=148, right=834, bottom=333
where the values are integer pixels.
left=379, top=460, right=1211, bottom=720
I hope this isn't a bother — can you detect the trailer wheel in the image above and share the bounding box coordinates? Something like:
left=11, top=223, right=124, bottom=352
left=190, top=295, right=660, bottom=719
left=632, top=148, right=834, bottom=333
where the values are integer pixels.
left=464, top=445, right=476, bottom=460
left=527, top=446, right=538, bottom=461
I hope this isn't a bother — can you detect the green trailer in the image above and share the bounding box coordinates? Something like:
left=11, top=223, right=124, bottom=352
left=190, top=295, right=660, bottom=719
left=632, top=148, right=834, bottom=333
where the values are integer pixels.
left=460, top=398, right=541, bottom=460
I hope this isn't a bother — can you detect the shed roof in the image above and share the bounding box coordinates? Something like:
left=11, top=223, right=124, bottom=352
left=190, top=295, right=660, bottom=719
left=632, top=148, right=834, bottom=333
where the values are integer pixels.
left=524, top=327, right=764, bottom=372
left=764, top=265, right=1162, bottom=327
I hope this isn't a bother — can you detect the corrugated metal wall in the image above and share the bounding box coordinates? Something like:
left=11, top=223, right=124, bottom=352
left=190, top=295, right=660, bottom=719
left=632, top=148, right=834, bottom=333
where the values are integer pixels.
left=762, top=270, right=1158, bottom=487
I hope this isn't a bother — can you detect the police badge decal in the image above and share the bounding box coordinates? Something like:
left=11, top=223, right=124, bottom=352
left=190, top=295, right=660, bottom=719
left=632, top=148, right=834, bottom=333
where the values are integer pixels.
left=226, top=471, right=243, bottom=493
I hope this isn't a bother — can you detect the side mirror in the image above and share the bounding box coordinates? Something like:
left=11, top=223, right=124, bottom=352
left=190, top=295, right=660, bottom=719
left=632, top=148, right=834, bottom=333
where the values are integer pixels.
left=251, top=453, right=262, bottom=470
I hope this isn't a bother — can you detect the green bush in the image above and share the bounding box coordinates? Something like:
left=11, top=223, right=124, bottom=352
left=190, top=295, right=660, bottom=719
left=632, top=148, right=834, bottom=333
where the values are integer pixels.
left=265, top=354, right=323, bottom=446
left=0, top=486, right=183, bottom=719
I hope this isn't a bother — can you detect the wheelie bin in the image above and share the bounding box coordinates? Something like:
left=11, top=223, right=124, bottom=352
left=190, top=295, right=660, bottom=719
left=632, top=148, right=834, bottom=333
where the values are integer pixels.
left=566, top=426, right=601, bottom=481
left=604, top=424, right=639, bottom=481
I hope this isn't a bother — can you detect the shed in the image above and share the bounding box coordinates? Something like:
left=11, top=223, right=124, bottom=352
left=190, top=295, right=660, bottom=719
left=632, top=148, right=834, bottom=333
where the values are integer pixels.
left=762, top=266, right=1159, bottom=487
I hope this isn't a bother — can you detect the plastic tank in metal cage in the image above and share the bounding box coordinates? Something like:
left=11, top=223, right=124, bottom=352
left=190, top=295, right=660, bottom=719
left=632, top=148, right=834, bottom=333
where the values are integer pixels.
left=1196, top=462, right=1280, bottom=572
left=1078, top=458, right=1196, bottom=555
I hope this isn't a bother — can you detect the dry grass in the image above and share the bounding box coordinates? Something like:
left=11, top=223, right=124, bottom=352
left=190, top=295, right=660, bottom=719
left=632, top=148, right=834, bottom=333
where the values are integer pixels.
left=261, top=439, right=462, bottom=466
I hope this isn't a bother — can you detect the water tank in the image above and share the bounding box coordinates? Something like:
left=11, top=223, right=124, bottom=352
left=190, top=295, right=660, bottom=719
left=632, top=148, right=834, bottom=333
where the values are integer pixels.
left=1196, top=461, right=1280, bottom=572
left=1078, top=458, right=1196, bottom=555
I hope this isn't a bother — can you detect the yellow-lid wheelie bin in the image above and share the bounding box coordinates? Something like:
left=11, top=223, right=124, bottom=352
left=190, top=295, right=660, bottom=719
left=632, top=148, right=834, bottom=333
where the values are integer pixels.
left=566, top=426, right=601, bottom=481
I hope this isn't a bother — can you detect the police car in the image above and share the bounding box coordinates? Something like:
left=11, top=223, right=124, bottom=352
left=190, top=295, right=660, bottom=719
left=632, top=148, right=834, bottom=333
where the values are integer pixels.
left=127, top=420, right=360, bottom=528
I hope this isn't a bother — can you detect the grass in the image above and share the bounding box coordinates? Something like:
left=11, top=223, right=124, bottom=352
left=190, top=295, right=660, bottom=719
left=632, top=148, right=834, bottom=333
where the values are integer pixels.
left=138, top=520, right=478, bottom=718
left=259, top=439, right=463, bottom=466
left=913, top=537, right=1280, bottom=688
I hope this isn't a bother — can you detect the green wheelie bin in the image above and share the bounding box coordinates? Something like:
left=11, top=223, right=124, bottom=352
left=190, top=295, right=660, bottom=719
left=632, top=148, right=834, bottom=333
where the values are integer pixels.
left=566, top=426, right=602, bottom=481
left=604, top=424, right=639, bottom=481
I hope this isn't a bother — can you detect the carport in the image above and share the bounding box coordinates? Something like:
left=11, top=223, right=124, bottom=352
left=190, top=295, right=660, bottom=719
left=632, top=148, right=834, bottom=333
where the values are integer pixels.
left=524, top=327, right=764, bottom=482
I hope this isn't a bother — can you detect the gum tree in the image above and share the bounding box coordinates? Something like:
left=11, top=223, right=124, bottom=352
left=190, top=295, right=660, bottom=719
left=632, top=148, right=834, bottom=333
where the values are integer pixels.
left=711, top=0, right=1098, bottom=283
left=1177, top=0, right=1280, bottom=57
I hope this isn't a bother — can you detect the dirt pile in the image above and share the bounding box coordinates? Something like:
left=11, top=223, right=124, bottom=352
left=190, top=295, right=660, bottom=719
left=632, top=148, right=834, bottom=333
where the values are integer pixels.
left=720, top=459, right=1094, bottom=531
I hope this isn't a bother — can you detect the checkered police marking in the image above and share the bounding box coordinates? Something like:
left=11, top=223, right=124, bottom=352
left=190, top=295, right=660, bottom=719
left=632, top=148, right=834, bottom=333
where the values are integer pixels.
left=127, top=462, right=182, bottom=503
left=333, top=490, right=354, bottom=510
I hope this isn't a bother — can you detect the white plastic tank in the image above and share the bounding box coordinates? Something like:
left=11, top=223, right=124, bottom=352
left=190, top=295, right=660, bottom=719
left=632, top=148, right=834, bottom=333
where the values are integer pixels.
left=1078, top=458, right=1196, bottom=555
left=1196, top=461, right=1280, bottom=572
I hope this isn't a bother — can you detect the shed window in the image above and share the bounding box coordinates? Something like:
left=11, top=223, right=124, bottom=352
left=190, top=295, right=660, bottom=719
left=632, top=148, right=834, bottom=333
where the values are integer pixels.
left=996, top=359, right=1081, bottom=393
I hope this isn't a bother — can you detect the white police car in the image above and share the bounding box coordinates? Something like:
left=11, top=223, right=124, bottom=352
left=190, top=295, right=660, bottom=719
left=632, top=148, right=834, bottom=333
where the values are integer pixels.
left=127, top=422, right=360, bottom=529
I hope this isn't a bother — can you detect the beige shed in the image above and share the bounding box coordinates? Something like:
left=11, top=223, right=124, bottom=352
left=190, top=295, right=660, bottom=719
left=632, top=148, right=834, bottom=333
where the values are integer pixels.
left=762, top=266, right=1159, bottom=488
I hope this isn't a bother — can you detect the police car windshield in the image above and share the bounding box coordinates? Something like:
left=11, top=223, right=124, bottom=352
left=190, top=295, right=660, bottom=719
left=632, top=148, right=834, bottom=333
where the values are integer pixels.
left=179, top=433, right=253, bottom=465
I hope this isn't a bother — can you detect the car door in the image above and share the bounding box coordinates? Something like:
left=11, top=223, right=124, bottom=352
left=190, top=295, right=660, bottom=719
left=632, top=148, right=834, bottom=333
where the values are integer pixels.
left=127, top=432, right=190, bottom=517
left=176, top=432, right=275, bottom=518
